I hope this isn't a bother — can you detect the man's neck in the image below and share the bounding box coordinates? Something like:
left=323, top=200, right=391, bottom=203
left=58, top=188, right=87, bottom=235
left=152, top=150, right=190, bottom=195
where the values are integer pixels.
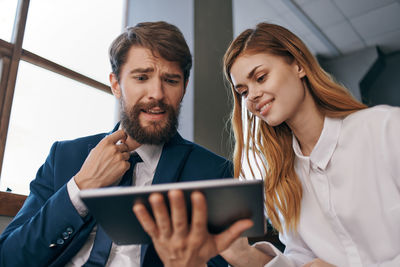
left=125, top=135, right=141, bottom=152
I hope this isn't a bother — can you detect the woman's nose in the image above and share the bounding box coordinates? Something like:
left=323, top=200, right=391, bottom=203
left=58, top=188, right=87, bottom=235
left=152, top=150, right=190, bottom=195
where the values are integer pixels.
left=247, top=86, right=262, bottom=101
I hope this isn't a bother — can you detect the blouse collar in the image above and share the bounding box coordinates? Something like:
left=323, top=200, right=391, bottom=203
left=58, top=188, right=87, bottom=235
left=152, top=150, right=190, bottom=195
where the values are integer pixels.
left=292, top=116, right=342, bottom=171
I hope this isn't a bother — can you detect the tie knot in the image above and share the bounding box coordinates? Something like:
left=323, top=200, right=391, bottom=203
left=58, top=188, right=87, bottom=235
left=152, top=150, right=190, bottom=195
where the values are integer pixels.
left=130, top=152, right=143, bottom=164
left=118, top=152, right=143, bottom=187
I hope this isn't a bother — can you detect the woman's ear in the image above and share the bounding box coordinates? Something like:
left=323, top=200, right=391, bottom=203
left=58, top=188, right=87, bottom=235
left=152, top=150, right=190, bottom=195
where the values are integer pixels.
left=295, top=61, right=306, bottom=78
left=109, top=73, right=121, bottom=99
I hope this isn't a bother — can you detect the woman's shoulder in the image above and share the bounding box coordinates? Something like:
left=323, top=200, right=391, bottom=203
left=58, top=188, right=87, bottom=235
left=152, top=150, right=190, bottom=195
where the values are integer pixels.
left=344, top=104, right=400, bottom=123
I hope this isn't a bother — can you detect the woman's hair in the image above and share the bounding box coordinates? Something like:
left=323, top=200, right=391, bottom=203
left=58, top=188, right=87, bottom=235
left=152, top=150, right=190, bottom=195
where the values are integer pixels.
left=223, top=22, right=366, bottom=233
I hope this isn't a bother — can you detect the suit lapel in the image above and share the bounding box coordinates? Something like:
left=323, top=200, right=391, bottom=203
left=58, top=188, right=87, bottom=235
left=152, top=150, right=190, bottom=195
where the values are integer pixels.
left=152, top=133, right=192, bottom=185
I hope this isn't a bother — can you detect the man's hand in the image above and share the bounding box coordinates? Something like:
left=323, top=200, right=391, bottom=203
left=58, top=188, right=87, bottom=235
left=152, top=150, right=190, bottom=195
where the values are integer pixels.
left=74, top=129, right=131, bottom=190
left=133, top=190, right=253, bottom=267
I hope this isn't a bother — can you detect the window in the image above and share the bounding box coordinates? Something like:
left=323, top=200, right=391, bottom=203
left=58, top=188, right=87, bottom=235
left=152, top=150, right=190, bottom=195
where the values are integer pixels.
left=0, top=0, right=124, bottom=196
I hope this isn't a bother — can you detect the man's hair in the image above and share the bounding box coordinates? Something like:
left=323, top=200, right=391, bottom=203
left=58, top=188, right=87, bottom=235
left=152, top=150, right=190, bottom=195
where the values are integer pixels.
left=109, top=21, right=192, bottom=83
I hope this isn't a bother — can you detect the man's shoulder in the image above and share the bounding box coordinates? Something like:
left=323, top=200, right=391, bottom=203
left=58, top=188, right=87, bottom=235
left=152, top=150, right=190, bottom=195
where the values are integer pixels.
left=172, top=134, right=229, bottom=162
left=51, top=132, right=108, bottom=157
left=171, top=135, right=233, bottom=176
left=58, top=132, right=107, bottom=145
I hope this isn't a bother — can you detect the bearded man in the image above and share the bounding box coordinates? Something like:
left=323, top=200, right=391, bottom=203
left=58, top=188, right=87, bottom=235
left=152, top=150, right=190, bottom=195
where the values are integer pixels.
left=0, top=21, right=232, bottom=267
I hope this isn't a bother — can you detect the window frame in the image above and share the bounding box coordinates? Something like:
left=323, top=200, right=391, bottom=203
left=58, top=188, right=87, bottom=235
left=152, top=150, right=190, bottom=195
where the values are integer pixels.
left=0, top=0, right=119, bottom=215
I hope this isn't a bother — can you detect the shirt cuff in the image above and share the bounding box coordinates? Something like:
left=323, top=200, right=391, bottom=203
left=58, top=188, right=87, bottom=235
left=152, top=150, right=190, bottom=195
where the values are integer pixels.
left=67, top=177, right=89, bottom=217
left=253, top=242, right=294, bottom=267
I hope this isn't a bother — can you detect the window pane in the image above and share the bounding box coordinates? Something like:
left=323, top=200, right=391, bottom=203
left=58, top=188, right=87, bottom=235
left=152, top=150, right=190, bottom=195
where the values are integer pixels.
left=23, top=0, right=124, bottom=84
left=0, top=61, right=116, bottom=195
left=0, top=0, right=18, bottom=42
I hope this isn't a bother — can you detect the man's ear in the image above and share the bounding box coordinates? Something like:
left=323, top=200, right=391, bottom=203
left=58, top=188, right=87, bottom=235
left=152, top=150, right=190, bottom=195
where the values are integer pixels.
left=181, top=79, right=188, bottom=101
left=110, top=73, right=121, bottom=99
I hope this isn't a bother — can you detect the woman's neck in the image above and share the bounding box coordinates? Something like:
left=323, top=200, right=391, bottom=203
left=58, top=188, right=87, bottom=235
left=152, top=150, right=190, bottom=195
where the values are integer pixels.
left=286, top=91, right=324, bottom=156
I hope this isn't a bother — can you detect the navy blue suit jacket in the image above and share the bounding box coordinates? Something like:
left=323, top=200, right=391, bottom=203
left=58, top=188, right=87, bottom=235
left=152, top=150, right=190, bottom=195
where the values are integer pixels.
left=0, top=125, right=233, bottom=266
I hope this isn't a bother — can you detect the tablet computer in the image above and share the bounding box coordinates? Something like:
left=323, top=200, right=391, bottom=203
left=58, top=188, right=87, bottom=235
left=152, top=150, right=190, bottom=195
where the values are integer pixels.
left=79, top=178, right=265, bottom=245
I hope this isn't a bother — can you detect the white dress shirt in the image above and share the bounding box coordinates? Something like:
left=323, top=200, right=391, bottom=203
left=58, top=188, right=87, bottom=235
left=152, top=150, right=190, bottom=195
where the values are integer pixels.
left=255, top=105, right=400, bottom=267
left=66, top=143, right=163, bottom=267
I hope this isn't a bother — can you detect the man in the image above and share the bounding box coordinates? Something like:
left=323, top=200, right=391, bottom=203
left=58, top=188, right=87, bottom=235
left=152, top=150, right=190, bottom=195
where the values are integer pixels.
left=0, top=21, right=232, bottom=267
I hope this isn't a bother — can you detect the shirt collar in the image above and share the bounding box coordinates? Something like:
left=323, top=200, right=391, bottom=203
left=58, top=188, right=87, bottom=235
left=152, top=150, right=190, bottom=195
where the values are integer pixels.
left=292, top=116, right=342, bottom=171
left=133, top=144, right=163, bottom=174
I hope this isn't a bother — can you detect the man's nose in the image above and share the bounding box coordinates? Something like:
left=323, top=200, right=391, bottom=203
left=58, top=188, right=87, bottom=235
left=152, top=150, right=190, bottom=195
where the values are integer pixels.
left=147, top=78, right=164, bottom=100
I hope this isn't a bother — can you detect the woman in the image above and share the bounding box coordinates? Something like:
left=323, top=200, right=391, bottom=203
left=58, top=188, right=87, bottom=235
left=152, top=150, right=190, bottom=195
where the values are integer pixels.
left=133, top=23, right=400, bottom=267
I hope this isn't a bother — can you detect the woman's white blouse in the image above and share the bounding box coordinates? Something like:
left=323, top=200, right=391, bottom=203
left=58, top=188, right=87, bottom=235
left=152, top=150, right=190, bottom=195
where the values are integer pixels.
left=256, top=105, right=400, bottom=267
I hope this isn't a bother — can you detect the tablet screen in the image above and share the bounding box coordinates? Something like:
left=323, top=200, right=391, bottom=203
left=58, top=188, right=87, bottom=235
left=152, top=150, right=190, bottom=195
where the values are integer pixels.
left=80, top=178, right=265, bottom=244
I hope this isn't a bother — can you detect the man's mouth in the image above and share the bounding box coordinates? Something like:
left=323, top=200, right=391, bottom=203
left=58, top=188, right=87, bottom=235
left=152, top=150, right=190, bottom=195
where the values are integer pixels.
left=142, top=107, right=166, bottom=114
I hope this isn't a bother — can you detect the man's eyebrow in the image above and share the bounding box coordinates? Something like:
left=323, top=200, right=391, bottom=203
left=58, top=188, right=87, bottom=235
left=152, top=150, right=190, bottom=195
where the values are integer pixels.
left=247, top=64, right=262, bottom=79
left=129, top=67, right=154, bottom=74
left=164, top=73, right=182, bottom=79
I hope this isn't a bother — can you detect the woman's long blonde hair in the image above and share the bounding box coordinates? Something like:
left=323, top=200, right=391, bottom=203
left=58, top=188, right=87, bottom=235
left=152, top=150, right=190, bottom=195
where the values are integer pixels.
left=223, top=23, right=366, bottom=233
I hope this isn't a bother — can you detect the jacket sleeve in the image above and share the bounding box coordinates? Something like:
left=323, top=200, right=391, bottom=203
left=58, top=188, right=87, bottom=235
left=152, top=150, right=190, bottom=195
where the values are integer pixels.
left=0, top=142, right=89, bottom=267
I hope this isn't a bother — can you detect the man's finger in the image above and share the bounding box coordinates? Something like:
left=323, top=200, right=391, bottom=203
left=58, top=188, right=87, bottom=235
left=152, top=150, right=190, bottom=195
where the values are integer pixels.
left=214, top=219, right=254, bottom=252
left=149, top=193, right=172, bottom=237
left=116, top=142, right=129, bottom=153
left=107, top=129, right=127, bottom=143
left=133, top=203, right=159, bottom=238
left=168, top=190, right=189, bottom=238
left=190, top=191, right=208, bottom=236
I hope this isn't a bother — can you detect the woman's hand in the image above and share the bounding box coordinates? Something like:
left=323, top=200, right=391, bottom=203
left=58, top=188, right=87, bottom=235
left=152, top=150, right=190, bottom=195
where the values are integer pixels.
left=133, top=189, right=253, bottom=267
left=302, top=258, right=336, bottom=267
left=220, top=237, right=273, bottom=267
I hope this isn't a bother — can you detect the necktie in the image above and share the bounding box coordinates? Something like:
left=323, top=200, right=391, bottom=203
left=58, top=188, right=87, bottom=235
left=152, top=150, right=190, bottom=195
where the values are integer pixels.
left=83, top=153, right=143, bottom=267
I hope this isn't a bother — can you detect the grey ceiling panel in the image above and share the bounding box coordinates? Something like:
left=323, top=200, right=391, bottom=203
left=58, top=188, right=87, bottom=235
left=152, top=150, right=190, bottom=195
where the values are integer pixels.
left=350, top=3, right=400, bottom=39
left=324, top=21, right=365, bottom=52
left=333, top=0, right=395, bottom=18
left=233, top=0, right=400, bottom=57
left=301, top=0, right=345, bottom=28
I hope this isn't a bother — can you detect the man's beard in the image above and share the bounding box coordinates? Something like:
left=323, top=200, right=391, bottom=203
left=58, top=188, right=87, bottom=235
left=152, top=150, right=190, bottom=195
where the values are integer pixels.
left=120, top=98, right=180, bottom=145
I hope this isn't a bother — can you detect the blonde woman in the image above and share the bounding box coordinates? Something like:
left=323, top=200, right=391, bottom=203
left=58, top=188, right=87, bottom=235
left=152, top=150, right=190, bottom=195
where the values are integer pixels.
left=133, top=23, right=400, bottom=267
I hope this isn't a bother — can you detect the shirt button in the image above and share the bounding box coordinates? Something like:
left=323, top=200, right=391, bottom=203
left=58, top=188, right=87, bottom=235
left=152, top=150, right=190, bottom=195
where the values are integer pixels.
left=56, top=238, right=65, bottom=245
left=66, top=227, right=74, bottom=234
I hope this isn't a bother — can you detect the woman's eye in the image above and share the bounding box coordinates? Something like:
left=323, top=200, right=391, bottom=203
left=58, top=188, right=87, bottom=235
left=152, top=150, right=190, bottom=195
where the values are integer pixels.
left=256, top=74, right=266, bottom=83
left=240, top=90, right=248, bottom=97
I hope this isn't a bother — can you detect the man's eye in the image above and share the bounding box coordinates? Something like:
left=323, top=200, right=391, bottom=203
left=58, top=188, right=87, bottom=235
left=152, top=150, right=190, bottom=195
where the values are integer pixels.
left=165, top=78, right=179, bottom=84
left=134, top=75, right=148, bottom=81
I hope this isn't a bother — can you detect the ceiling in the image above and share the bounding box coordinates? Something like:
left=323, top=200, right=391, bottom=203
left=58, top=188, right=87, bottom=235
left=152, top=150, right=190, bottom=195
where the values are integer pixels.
left=233, top=0, right=400, bottom=58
